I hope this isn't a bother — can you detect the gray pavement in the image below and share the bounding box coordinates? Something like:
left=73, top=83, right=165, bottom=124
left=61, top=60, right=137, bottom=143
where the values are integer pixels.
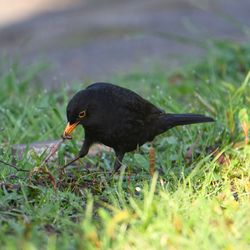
left=0, top=0, right=249, bottom=88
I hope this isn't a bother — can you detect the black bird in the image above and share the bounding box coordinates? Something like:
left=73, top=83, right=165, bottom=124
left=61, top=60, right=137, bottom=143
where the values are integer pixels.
left=63, top=82, right=214, bottom=171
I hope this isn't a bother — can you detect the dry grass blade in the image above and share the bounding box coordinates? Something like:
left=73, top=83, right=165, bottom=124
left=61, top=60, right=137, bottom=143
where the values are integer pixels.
left=149, top=146, right=155, bottom=177
left=29, top=166, right=57, bottom=191
left=39, top=137, right=66, bottom=167
left=240, top=121, right=249, bottom=145
left=28, top=137, right=67, bottom=191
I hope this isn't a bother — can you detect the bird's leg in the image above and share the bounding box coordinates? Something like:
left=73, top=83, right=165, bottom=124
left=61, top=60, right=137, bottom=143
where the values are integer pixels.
left=113, top=151, right=125, bottom=172
left=61, top=139, right=92, bottom=170
left=78, top=139, right=92, bottom=158
left=61, top=156, right=80, bottom=170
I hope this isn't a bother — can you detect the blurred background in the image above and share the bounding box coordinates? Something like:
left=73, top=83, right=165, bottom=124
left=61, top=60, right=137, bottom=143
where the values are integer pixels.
left=0, top=0, right=249, bottom=88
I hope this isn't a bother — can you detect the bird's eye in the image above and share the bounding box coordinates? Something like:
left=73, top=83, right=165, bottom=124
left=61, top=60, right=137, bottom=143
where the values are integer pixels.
left=78, top=110, right=86, bottom=118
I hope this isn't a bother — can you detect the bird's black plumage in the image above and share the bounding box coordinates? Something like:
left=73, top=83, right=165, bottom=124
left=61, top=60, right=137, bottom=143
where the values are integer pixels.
left=63, top=82, right=214, bottom=171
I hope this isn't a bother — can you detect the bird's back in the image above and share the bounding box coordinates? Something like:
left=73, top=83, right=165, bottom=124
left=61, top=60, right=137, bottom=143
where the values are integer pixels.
left=88, top=82, right=161, bottom=111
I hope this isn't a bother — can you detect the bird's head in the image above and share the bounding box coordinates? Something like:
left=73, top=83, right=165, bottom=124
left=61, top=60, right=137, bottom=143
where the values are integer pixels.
left=63, top=89, right=93, bottom=139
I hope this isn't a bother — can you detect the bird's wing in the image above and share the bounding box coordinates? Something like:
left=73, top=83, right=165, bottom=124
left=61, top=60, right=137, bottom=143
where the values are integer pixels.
left=87, top=82, right=163, bottom=118
left=126, top=95, right=162, bottom=115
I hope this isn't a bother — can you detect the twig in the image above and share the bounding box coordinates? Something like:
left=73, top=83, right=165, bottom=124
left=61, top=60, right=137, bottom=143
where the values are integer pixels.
left=0, top=159, right=29, bottom=172
left=39, top=137, right=65, bottom=167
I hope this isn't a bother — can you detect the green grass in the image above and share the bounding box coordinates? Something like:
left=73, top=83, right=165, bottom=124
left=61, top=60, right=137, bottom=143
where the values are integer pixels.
left=0, top=41, right=249, bottom=250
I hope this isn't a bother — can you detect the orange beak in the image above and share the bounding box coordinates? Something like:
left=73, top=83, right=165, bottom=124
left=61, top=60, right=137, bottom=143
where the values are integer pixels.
left=63, top=121, right=79, bottom=138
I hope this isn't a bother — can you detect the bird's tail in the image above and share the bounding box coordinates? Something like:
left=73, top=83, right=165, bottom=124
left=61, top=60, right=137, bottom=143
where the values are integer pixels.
left=161, top=113, right=214, bottom=130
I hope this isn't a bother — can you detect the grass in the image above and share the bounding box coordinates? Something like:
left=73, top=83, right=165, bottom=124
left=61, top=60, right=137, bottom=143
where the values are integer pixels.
left=0, top=41, right=249, bottom=250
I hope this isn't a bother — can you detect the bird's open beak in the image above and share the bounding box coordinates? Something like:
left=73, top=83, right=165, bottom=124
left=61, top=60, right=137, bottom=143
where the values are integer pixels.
left=63, top=121, right=79, bottom=138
